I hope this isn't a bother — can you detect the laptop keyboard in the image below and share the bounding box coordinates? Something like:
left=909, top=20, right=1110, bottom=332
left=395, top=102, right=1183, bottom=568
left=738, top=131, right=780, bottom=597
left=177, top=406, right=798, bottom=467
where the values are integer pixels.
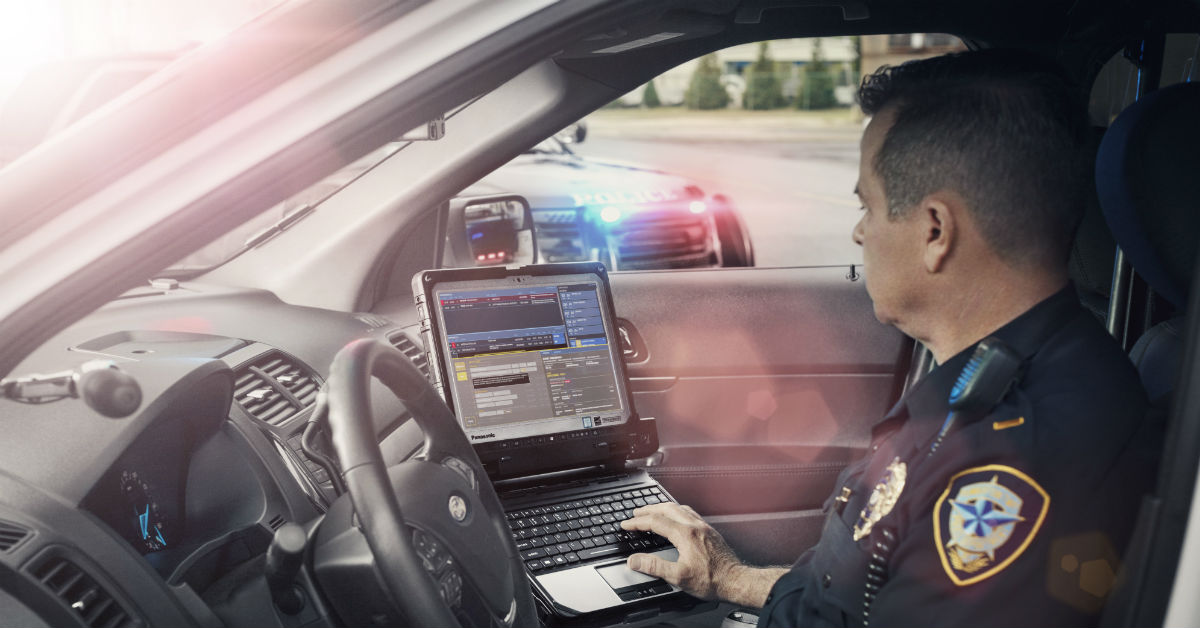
left=506, top=486, right=673, bottom=573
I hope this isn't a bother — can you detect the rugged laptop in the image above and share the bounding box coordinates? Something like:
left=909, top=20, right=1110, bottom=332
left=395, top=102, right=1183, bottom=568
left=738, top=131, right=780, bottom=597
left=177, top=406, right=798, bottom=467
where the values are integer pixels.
left=413, top=262, right=685, bottom=619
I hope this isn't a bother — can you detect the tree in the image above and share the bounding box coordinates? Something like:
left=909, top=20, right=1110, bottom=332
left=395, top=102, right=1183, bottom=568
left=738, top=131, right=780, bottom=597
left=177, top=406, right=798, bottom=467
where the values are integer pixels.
left=642, top=79, right=662, bottom=108
left=743, top=42, right=786, bottom=110
left=798, top=39, right=838, bottom=110
left=684, top=54, right=730, bottom=110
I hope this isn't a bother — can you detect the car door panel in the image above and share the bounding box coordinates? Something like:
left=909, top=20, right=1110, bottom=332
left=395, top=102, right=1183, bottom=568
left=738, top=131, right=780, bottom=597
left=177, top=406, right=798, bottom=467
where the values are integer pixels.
left=609, top=266, right=909, bottom=564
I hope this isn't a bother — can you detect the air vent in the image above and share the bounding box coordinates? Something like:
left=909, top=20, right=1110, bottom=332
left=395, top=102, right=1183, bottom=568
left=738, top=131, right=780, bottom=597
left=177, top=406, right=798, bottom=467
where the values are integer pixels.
left=257, top=355, right=319, bottom=407
left=267, top=515, right=286, bottom=531
left=388, top=333, right=429, bottom=379
left=0, top=519, right=30, bottom=552
left=234, top=352, right=321, bottom=426
left=234, top=367, right=295, bottom=425
left=29, top=554, right=136, bottom=628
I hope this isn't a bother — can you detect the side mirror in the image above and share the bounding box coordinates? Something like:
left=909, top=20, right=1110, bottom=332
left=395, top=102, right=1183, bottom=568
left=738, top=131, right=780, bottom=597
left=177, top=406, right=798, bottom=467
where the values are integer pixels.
left=443, top=194, right=538, bottom=268
left=555, top=121, right=587, bottom=145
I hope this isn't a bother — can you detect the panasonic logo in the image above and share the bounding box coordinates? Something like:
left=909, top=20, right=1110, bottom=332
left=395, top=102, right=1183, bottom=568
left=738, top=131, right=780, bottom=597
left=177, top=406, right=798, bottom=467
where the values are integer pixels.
left=470, top=433, right=496, bottom=441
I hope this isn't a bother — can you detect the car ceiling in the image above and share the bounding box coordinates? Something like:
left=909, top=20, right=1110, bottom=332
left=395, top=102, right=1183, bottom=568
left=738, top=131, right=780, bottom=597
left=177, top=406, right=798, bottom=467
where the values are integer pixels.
left=556, top=0, right=1199, bottom=93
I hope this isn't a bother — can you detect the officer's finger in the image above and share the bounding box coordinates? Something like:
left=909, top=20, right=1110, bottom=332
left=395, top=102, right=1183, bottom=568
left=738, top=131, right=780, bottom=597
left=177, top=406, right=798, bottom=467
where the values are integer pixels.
left=621, top=511, right=686, bottom=544
left=628, top=552, right=683, bottom=585
left=632, top=502, right=696, bottom=524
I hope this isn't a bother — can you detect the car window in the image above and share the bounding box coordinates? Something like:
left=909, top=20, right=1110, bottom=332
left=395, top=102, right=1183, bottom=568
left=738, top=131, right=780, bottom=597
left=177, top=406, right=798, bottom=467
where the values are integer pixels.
left=1162, top=33, right=1200, bottom=86
left=491, top=35, right=965, bottom=271
left=1089, top=33, right=1200, bottom=126
left=165, top=141, right=403, bottom=273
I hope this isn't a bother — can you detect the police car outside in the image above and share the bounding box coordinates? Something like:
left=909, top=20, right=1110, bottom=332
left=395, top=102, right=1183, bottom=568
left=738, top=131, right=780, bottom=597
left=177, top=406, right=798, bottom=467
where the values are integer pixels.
left=468, top=135, right=752, bottom=270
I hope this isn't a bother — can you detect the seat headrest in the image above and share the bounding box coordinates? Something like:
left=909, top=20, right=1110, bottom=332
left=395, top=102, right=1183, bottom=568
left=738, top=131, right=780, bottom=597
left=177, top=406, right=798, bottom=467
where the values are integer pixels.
left=1070, top=127, right=1118, bottom=320
left=1096, top=81, right=1200, bottom=309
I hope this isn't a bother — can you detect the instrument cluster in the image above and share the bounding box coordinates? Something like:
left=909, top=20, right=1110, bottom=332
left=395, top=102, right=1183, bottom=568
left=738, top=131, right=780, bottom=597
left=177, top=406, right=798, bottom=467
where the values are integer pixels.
left=118, top=470, right=173, bottom=554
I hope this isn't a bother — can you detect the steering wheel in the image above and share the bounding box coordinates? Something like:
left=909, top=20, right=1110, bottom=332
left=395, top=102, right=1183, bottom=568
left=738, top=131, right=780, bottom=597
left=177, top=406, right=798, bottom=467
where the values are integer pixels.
left=325, top=338, right=537, bottom=627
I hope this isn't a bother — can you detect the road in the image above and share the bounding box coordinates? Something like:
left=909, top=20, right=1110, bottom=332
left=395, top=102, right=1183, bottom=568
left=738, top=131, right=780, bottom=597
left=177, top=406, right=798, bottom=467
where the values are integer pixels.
left=572, top=135, right=865, bottom=268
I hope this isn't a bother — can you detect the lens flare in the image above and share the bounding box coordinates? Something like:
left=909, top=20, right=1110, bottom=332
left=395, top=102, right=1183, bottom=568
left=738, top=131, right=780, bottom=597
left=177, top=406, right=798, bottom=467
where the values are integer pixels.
left=0, top=3, right=66, bottom=95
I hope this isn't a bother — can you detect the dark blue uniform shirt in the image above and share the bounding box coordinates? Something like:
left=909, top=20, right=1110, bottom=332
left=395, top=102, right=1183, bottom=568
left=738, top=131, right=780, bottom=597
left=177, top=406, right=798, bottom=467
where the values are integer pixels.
left=758, top=287, right=1152, bottom=627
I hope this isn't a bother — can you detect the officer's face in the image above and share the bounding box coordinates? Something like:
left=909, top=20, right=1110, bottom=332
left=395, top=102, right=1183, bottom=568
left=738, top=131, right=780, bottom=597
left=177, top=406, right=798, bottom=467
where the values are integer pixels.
left=852, top=108, right=927, bottom=329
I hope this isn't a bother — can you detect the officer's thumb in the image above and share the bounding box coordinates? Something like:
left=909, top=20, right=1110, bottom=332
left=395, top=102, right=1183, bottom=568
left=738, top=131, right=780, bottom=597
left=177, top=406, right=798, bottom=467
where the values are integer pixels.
left=628, top=553, right=657, bottom=576
left=629, top=553, right=683, bottom=585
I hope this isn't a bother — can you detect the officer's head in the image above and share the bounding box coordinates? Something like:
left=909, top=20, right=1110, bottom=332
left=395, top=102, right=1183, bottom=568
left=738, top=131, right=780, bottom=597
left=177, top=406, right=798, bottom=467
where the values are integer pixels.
left=851, top=49, right=1090, bottom=352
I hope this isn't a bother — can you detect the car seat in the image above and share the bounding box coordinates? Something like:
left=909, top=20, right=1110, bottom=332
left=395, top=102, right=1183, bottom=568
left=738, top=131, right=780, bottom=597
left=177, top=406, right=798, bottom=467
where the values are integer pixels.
left=1068, top=127, right=1120, bottom=323
left=1093, top=80, right=1200, bottom=626
left=1095, top=81, right=1200, bottom=401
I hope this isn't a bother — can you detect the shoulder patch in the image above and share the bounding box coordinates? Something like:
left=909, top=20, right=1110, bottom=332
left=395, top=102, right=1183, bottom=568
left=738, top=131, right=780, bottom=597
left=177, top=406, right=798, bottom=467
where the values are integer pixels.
left=933, top=464, right=1049, bottom=586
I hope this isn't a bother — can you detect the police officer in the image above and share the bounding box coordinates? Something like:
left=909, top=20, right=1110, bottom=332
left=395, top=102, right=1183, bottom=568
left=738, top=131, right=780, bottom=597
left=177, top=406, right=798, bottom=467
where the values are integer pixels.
left=621, top=50, right=1152, bottom=627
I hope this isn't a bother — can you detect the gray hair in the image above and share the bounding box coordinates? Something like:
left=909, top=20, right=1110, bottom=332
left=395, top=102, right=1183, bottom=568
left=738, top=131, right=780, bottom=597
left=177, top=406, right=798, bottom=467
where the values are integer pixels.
left=858, top=50, right=1091, bottom=268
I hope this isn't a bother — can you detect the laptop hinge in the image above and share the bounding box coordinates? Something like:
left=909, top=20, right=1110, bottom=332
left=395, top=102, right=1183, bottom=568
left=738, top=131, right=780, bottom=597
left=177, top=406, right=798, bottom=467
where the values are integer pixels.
left=494, top=460, right=636, bottom=495
left=602, top=456, right=629, bottom=473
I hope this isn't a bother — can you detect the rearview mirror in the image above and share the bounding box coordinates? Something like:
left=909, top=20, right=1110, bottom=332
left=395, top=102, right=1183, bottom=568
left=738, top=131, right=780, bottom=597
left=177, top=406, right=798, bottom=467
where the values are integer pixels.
left=442, top=194, right=538, bottom=268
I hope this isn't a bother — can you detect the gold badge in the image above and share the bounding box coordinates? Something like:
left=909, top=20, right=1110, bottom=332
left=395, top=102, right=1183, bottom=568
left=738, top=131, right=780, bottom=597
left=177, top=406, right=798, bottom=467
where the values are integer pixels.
left=852, top=457, right=907, bottom=541
left=934, top=465, right=1050, bottom=586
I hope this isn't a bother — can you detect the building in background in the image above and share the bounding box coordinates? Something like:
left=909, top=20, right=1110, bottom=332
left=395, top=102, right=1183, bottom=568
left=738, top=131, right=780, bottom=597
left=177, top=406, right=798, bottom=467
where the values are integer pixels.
left=858, top=33, right=966, bottom=79
left=617, top=35, right=964, bottom=108
left=619, top=38, right=858, bottom=107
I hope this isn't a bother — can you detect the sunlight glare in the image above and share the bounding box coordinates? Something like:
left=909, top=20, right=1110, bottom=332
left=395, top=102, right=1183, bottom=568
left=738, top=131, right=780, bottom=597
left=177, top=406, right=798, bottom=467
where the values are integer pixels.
left=0, top=1, right=67, bottom=94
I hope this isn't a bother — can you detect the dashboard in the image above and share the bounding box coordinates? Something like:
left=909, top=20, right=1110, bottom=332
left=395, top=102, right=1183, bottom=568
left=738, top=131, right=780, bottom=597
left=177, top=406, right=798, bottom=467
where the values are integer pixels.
left=0, top=267, right=889, bottom=628
left=0, top=281, right=427, bottom=627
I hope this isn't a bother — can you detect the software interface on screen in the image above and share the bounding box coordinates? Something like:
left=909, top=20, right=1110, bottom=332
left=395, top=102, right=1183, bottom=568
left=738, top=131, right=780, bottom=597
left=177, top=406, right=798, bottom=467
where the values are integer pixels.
left=432, top=276, right=629, bottom=444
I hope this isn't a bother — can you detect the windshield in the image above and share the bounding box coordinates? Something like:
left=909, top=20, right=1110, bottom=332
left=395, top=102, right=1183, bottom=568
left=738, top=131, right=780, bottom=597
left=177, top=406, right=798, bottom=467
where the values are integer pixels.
left=525, top=137, right=573, bottom=155
left=163, top=141, right=404, bottom=275
left=166, top=133, right=573, bottom=275
left=0, top=1, right=287, bottom=120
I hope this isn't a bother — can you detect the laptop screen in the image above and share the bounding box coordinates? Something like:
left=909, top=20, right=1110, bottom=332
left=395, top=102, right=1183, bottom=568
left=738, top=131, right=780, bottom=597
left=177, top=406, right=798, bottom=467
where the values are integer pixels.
left=430, top=273, right=631, bottom=445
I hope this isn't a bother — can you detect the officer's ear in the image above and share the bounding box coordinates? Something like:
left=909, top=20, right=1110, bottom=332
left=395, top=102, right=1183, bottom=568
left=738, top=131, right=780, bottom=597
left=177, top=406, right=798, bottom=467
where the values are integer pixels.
left=918, top=190, right=966, bottom=273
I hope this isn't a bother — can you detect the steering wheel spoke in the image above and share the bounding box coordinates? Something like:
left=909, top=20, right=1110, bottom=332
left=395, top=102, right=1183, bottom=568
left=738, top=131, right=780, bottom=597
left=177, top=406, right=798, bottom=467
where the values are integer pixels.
left=322, top=339, right=535, bottom=627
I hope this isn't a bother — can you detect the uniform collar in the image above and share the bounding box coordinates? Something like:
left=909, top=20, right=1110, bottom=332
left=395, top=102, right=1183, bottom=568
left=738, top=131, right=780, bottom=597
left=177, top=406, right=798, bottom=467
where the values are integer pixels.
left=874, top=284, right=1082, bottom=434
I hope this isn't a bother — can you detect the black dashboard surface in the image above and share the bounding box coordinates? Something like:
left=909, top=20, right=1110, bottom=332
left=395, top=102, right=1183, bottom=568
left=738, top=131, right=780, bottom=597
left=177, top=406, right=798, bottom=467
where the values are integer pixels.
left=0, top=281, right=424, bottom=627
left=0, top=268, right=900, bottom=627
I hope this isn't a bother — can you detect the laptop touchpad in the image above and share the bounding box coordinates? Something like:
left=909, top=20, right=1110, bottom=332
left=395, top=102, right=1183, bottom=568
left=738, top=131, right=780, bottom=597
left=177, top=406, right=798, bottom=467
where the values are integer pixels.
left=595, top=547, right=679, bottom=591
left=596, top=562, right=661, bottom=589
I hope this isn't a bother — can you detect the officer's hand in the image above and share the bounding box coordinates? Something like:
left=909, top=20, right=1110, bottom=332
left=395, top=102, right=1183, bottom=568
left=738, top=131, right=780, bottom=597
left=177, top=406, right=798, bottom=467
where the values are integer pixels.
left=620, top=502, right=742, bottom=601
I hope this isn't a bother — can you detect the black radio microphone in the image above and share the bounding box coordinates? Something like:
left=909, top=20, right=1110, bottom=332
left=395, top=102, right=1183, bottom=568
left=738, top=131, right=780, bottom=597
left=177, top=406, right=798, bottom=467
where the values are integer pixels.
left=1, top=360, right=142, bottom=418
left=927, top=337, right=1022, bottom=457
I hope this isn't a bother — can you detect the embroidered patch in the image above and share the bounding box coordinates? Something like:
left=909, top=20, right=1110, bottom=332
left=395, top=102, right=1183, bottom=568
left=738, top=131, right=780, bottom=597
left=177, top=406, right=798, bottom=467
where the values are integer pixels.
left=852, top=457, right=907, bottom=541
left=933, top=465, right=1049, bottom=586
